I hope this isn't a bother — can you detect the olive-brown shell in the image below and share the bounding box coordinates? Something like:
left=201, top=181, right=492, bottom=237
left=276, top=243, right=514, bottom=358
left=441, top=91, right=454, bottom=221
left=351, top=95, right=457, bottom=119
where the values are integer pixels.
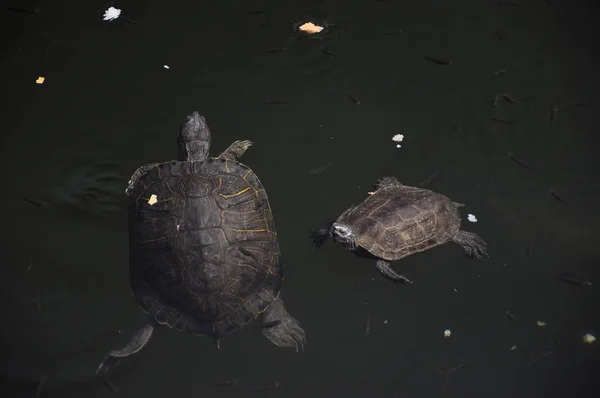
left=128, top=157, right=280, bottom=338
left=337, top=185, right=461, bottom=261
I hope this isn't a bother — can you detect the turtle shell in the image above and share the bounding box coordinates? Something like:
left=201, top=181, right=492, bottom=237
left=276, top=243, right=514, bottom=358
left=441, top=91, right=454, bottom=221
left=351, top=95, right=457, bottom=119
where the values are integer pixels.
left=127, top=157, right=281, bottom=338
left=337, top=185, right=461, bottom=261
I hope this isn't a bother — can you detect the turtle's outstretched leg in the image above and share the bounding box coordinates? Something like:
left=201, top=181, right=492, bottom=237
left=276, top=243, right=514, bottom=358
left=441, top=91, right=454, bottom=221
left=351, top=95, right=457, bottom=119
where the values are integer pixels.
left=376, top=259, right=413, bottom=284
left=261, top=298, right=306, bottom=353
left=126, top=163, right=161, bottom=197
left=96, top=319, right=157, bottom=374
left=217, top=140, right=253, bottom=160
left=452, top=230, right=488, bottom=259
left=374, top=176, right=402, bottom=190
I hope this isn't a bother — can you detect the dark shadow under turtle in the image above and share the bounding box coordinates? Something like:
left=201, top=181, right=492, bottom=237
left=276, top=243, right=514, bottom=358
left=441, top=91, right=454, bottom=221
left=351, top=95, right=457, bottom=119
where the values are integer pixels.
left=97, top=112, right=305, bottom=373
left=313, top=177, right=489, bottom=283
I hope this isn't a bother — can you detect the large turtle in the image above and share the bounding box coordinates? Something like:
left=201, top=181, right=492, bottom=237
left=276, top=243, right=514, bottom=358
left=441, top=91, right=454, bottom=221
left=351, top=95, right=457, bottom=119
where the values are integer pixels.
left=314, top=176, right=488, bottom=283
left=97, top=112, right=305, bottom=372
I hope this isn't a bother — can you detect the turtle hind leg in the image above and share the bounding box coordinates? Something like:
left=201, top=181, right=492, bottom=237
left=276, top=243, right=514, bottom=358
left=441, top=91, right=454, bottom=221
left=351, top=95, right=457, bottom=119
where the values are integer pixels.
left=261, top=298, right=306, bottom=353
left=452, top=230, right=488, bottom=259
left=96, top=320, right=157, bottom=374
left=374, top=176, right=402, bottom=190
left=376, top=259, right=413, bottom=284
left=217, top=140, right=253, bottom=160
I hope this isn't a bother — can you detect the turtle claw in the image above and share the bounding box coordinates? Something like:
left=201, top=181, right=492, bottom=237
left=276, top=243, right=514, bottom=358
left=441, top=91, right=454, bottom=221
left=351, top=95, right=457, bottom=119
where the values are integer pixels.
left=262, top=317, right=306, bottom=352
left=261, top=299, right=306, bottom=352
left=218, top=140, right=253, bottom=160
left=96, top=354, right=120, bottom=374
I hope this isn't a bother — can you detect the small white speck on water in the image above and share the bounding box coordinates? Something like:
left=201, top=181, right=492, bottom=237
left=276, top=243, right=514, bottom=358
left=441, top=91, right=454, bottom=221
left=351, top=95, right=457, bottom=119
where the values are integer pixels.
left=118, top=329, right=122, bottom=333
left=176, top=225, right=180, bottom=231
left=371, top=277, right=375, bottom=281
left=583, top=333, right=596, bottom=344
left=510, top=345, right=518, bottom=351
left=396, top=144, right=402, bottom=149
left=384, top=320, right=388, bottom=324
left=453, top=288, right=458, bottom=292
left=467, top=214, right=478, bottom=222
left=330, top=136, right=334, bottom=139
left=163, top=65, right=170, bottom=69
left=444, top=329, right=452, bottom=337
left=392, top=134, right=404, bottom=142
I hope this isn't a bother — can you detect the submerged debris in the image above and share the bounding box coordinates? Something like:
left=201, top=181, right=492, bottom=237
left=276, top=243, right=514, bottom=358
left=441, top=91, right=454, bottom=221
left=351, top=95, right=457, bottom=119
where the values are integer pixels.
left=556, top=274, right=591, bottom=286
left=248, top=381, right=281, bottom=393
left=424, top=56, right=452, bottom=65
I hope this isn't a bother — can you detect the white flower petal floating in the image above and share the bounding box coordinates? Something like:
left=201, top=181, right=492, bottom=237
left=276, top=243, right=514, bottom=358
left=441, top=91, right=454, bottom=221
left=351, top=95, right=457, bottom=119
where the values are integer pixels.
left=148, top=194, right=158, bottom=205
left=103, top=7, right=121, bottom=21
left=467, top=213, right=478, bottom=223
left=392, top=134, right=404, bottom=142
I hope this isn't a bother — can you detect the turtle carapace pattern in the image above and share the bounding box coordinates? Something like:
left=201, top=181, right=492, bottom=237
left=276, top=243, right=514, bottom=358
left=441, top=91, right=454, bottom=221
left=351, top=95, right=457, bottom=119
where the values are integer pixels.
left=315, top=176, right=488, bottom=283
left=97, top=112, right=305, bottom=373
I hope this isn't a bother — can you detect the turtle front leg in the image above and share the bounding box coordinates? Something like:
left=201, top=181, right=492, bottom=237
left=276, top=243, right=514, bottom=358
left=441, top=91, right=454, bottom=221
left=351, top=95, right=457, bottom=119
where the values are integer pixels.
left=376, top=259, right=413, bottom=284
left=96, top=320, right=157, bottom=373
left=261, top=298, right=306, bottom=352
left=217, top=140, right=253, bottom=160
left=126, top=163, right=162, bottom=197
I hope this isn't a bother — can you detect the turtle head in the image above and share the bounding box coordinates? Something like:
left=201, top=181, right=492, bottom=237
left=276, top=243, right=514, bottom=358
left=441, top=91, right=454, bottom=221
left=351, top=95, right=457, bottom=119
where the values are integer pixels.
left=177, top=111, right=211, bottom=162
left=330, top=222, right=357, bottom=250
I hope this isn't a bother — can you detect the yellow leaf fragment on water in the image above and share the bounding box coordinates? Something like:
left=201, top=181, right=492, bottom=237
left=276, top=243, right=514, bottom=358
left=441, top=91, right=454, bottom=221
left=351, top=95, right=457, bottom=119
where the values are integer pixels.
left=537, top=320, right=546, bottom=327
left=148, top=194, right=158, bottom=205
left=583, top=333, right=596, bottom=344
left=299, top=22, right=324, bottom=34
left=36, top=76, right=45, bottom=84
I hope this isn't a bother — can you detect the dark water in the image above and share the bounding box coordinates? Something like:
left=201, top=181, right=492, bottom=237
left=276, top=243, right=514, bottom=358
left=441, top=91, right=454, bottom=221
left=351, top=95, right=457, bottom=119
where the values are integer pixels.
left=2, top=0, right=600, bottom=397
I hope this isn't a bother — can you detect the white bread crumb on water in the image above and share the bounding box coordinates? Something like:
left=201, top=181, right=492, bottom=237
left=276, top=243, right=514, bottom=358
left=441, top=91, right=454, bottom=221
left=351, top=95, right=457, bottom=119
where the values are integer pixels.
left=148, top=194, right=158, bottom=205
left=583, top=333, right=596, bottom=344
left=392, top=134, right=404, bottom=142
left=467, top=214, right=478, bottom=222
left=103, top=7, right=121, bottom=21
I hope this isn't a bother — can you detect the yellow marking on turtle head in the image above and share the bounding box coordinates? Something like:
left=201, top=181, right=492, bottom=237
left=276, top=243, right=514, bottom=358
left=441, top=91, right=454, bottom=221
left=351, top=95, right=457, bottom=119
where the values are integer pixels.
left=219, top=187, right=251, bottom=198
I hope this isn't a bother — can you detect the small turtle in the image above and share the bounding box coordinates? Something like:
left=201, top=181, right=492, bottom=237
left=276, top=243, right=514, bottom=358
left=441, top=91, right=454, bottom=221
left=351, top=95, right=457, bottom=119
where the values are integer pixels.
left=314, top=177, right=488, bottom=283
left=97, top=112, right=305, bottom=372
